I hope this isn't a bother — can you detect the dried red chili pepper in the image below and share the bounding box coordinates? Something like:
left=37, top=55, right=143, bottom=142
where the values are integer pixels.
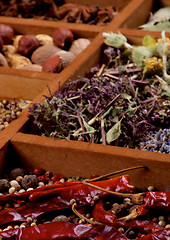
left=92, top=200, right=117, bottom=224
left=137, top=228, right=170, bottom=239
left=112, top=220, right=163, bottom=234
left=0, top=181, right=78, bottom=203
left=29, top=175, right=134, bottom=202
left=144, top=192, right=170, bottom=212
left=0, top=221, right=128, bottom=240
left=0, top=175, right=133, bottom=225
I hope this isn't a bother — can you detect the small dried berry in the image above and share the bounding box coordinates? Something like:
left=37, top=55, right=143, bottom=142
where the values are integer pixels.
left=21, top=175, right=38, bottom=190
left=33, top=168, right=45, bottom=176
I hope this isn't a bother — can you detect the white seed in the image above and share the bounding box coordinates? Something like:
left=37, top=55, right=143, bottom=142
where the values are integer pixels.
left=31, top=222, right=36, bottom=227
left=3, top=228, right=8, bottom=231
left=38, top=182, right=45, bottom=187
left=158, top=220, right=166, bottom=227
left=3, top=122, right=9, bottom=127
left=118, top=227, right=124, bottom=233
left=27, top=188, right=34, bottom=191
left=10, top=180, right=20, bottom=188
left=165, top=224, right=170, bottom=228
left=147, top=186, right=154, bottom=192
left=60, top=178, right=65, bottom=183
left=26, top=217, right=32, bottom=223
left=124, top=198, right=131, bottom=203
left=9, top=187, right=16, bottom=194
left=16, top=176, right=23, bottom=182
left=93, top=195, right=99, bottom=201
left=7, top=226, right=13, bottom=230
left=0, top=125, right=5, bottom=131
left=18, top=189, right=25, bottom=193
left=14, top=203, right=20, bottom=208
left=14, top=225, right=19, bottom=229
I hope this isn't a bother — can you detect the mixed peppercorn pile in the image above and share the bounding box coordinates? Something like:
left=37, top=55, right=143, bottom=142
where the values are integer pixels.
left=0, top=99, right=31, bottom=132
left=0, top=167, right=169, bottom=239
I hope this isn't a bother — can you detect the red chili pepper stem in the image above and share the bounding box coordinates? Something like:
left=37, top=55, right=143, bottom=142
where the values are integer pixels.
left=71, top=201, right=102, bottom=225
left=84, top=165, right=147, bottom=183
left=82, top=180, right=145, bottom=204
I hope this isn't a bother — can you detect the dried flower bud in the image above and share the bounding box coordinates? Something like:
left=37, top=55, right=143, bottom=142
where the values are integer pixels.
left=0, top=24, right=14, bottom=44
left=17, top=35, right=40, bottom=56
left=53, top=28, right=74, bottom=49
left=42, top=55, right=63, bottom=73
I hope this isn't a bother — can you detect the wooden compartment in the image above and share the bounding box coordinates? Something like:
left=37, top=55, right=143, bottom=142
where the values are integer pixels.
left=0, top=0, right=132, bottom=25
left=5, top=30, right=169, bottom=191
left=0, top=16, right=100, bottom=88
left=119, top=0, right=170, bottom=32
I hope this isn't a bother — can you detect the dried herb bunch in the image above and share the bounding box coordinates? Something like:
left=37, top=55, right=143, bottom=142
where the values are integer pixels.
left=29, top=33, right=170, bottom=153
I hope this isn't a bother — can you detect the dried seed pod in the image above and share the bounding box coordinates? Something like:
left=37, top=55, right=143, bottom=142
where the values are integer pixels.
left=13, top=35, right=23, bottom=49
left=53, top=28, right=74, bottom=49
left=42, top=55, right=63, bottom=73
left=69, top=38, right=91, bottom=56
left=36, top=34, right=53, bottom=46
left=17, top=35, right=40, bottom=56
left=3, top=45, right=17, bottom=55
left=31, top=45, right=61, bottom=66
left=55, top=50, right=76, bottom=67
left=0, top=53, right=8, bottom=67
left=0, top=24, right=14, bottom=44
left=6, top=52, right=32, bottom=68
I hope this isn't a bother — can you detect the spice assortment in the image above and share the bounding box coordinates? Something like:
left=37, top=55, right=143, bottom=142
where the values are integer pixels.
left=0, top=23, right=91, bottom=73
left=29, top=32, right=170, bottom=153
left=0, top=0, right=119, bottom=26
left=0, top=166, right=169, bottom=239
left=0, top=99, right=31, bottom=132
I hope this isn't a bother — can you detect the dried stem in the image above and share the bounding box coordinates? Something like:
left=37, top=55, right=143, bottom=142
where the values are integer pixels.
left=85, top=165, right=147, bottom=182
left=82, top=181, right=144, bottom=205
left=72, top=203, right=102, bottom=225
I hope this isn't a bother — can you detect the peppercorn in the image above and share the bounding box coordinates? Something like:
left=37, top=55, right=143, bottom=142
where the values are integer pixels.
left=0, top=179, right=10, bottom=192
left=10, top=168, right=25, bottom=180
left=21, top=175, right=38, bottom=190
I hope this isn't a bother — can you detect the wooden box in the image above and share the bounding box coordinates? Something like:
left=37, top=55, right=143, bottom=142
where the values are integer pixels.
left=3, top=30, right=168, bottom=192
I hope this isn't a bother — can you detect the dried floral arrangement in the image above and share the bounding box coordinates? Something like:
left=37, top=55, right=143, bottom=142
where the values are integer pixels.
left=0, top=166, right=169, bottom=239
left=29, top=32, right=170, bottom=153
left=0, top=0, right=119, bottom=25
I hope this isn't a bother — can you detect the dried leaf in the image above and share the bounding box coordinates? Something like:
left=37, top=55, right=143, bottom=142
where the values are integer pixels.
left=106, top=119, right=122, bottom=144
